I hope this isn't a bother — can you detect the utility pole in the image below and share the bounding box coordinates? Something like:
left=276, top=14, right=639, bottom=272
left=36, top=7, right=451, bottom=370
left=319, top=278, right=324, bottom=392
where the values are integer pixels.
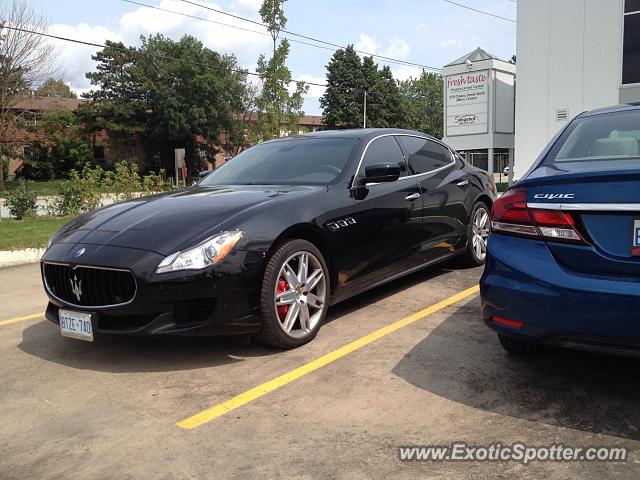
left=362, top=78, right=388, bottom=129
left=363, top=91, right=367, bottom=129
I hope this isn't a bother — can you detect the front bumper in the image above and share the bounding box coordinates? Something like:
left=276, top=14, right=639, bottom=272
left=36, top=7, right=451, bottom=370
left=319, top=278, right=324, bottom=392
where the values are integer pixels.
left=42, top=242, right=265, bottom=336
left=480, top=233, right=640, bottom=355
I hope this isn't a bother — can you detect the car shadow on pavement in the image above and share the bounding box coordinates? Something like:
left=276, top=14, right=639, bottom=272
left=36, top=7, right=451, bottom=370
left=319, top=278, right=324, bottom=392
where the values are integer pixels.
left=17, top=320, right=280, bottom=373
left=392, top=297, right=640, bottom=441
left=17, top=263, right=464, bottom=374
left=323, top=265, right=455, bottom=326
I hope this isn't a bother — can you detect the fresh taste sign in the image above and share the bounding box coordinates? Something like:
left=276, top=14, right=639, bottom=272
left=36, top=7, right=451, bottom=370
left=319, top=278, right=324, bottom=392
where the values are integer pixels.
left=445, top=70, right=489, bottom=136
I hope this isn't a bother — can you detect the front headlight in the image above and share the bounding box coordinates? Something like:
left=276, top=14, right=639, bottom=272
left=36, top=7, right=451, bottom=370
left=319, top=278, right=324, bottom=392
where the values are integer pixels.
left=155, top=231, right=244, bottom=274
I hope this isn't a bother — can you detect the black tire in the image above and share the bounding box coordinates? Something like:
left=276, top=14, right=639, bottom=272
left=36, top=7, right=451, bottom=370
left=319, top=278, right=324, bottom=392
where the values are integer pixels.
left=257, top=239, right=329, bottom=349
left=458, top=201, right=491, bottom=267
left=498, top=334, right=542, bottom=356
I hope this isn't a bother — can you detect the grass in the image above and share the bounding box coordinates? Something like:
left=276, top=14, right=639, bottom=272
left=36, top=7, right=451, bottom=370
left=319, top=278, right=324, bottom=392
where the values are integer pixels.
left=0, top=179, right=67, bottom=198
left=0, top=216, right=72, bottom=251
left=496, top=182, right=509, bottom=193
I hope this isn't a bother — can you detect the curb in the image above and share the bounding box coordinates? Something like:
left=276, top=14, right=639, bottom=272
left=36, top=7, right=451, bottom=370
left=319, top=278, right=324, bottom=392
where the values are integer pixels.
left=0, top=248, right=46, bottom=268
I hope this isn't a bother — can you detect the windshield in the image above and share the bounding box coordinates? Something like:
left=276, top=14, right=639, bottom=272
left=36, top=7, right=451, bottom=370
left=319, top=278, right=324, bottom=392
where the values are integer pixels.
left=200, top=137, right=358, bottom=186
left=545, top=110, right=640, bottom=164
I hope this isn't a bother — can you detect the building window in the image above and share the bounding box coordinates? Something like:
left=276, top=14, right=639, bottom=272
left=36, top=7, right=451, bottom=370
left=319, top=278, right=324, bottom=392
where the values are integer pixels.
left=623, top=0, right=640, bottom=84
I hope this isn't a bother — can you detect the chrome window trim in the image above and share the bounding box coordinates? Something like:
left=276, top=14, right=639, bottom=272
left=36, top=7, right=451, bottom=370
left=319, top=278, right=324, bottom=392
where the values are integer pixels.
left=353, top=133, right=456, bottom=186
left=527, top=202, right=640, bottom=211
left=42, top=261, right=138, bottom=309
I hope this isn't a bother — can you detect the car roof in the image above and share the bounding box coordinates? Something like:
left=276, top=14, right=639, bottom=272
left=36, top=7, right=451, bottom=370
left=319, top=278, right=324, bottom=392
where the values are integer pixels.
left=276, top=128, right=441, bottom=143
left=581, top=103, right=640, bottom=117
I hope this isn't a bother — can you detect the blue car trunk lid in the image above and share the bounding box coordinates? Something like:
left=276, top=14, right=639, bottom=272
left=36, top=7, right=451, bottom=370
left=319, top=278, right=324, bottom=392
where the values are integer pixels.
left=524, top=164, right=640, bottom=276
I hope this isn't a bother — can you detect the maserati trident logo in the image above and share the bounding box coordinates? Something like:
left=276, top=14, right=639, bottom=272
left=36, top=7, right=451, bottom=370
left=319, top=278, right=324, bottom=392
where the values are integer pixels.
left=70, top=275, right=82, bottom=302
left=74, top=248, right=86, bottom=258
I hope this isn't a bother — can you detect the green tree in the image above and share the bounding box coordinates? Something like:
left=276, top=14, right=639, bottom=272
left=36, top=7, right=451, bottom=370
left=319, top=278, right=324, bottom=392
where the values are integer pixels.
left=34, top=78, right=76, bottom=98
left=256, top=40, right=307, bottom=139
left=83, top=40, right=147, bottom=137
left=0, top=1, right=53, bottom=190
left=43, top=107, right=94, bottom=176
left=22, top=107, right=93, bottom=179
left=259, top=0, right=287, bottom=53
left=320, top=45, right=363, bottom=129
left=363, top=63, right=403, bottom=129
left=398, top=72, right=444, bottom=138
left=83, top=35, right=247, bottom=172
left=255, top=0, right=308, bottom=139
left=321, top=46, right=404, bottom=129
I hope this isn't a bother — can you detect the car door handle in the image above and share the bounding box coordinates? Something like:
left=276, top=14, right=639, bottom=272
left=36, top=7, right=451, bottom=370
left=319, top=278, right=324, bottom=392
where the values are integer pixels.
left=405, top=192, right=421, bottom=201
left=456, top=180, right=469, bottom=187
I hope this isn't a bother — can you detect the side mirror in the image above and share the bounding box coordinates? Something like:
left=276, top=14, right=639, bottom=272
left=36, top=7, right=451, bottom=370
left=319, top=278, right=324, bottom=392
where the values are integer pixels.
left=363, top=163, right=401, bottom=184
left=198, top=170, right=212, bottom=179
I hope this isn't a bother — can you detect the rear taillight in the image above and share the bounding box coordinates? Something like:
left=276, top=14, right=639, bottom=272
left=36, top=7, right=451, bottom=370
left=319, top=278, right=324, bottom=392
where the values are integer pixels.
left=491, top=187, right=587, bottom=244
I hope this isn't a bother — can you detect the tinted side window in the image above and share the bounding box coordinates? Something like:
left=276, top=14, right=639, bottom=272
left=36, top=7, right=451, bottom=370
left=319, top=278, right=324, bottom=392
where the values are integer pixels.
left=360, top=136, right=406, bottom=176
left=397, top=136, right=452, bottom=174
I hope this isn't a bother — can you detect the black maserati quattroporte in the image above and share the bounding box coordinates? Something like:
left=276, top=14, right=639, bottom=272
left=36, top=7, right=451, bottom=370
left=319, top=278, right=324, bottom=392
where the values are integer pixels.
left=42, top=129, right=495, bottom=348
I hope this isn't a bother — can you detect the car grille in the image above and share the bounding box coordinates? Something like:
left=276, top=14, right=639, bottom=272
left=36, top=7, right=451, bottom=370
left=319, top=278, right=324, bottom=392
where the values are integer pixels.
left=43, top=263, right=137, bottom=308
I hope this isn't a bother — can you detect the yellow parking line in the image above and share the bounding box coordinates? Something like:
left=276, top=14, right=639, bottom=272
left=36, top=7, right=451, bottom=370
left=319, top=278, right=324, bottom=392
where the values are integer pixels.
left=0, top=312, right=44, bottom=327
left=176, top=284, right=480, bottom=430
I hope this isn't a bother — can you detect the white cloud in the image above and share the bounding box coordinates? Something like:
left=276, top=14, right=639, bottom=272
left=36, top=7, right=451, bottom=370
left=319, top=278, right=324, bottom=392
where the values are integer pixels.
left=45, top=0, right=273, bottom=95
left=390, top=65, right=423, bottom=82
left=295, top=74, right=326, bottom=98
left=383, top=38, right=410, bottom=59
left=355, top=33, right=379, bottom=56
left=49, top=23, right=121, bottom=91
left=230, top=0, right=262, bottom=19
left=439, top=38, right=457, bottom=49
left=439, top=35, right=479, bottom=51
left=355, top=33, right=411, bottom=60
left=117, top=0, right=270, bottom=55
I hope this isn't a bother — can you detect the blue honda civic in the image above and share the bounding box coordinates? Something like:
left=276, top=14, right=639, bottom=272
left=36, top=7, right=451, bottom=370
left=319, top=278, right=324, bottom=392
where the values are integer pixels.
left=481, top=103, right=640, bottom=357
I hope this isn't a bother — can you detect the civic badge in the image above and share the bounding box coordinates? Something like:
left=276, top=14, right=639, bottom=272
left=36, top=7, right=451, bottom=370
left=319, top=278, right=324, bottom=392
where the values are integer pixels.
left=74, top=248, right=86, bottom=258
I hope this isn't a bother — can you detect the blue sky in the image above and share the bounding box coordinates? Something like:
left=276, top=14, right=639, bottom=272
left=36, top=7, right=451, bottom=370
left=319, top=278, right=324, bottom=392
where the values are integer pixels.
left=32, top=0, right=516, bottom=115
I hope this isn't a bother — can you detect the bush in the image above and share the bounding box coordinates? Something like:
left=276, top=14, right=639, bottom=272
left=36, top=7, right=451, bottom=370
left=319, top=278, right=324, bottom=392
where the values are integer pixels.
left=52, top=166, right=104, bottom=216
left=47, top=163, right=173, bottom=217
left=142, top=169, right=172, bottom=193
left=5, top=180, right=37, bottom=219
left=53, top=178, right=83, bottom=217
left=112, top=161, right=143, bottom=200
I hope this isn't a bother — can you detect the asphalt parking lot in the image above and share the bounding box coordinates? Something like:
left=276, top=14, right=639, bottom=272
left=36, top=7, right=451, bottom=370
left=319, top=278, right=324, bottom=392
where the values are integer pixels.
left=1, top=262, right=639, bottom=479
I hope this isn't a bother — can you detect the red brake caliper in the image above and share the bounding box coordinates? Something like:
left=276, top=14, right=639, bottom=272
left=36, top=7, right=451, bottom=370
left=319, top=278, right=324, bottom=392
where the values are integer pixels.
left=276, top=277, right=289, bottom=321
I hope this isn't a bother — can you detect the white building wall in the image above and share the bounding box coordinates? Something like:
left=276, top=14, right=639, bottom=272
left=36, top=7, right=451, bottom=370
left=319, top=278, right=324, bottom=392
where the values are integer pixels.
left=514, top=0, right=623, bottom=179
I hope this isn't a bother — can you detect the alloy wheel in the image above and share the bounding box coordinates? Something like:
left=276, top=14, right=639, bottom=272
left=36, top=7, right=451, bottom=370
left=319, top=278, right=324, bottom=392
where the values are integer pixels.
left=274, top=251, right=326, bottom=339
left=472, top=206, right=490, bottom=262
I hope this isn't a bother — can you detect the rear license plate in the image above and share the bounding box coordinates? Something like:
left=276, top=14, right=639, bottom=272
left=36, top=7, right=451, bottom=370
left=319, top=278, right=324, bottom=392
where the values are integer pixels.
left=59, top=309, right=94, bottom=342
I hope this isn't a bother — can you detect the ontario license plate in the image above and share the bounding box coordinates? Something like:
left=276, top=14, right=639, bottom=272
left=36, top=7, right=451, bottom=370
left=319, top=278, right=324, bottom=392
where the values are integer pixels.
left=59, top=309, right=94, bottom=341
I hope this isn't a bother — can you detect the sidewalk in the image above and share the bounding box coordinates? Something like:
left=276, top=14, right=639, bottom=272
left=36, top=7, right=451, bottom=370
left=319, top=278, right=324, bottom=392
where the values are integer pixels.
left=0, top=248, right=46, bottom=268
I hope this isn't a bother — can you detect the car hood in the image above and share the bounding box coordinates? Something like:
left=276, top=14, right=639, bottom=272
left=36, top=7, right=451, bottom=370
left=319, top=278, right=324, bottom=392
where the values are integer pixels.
left=54, top=185, right=322, bottom=255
